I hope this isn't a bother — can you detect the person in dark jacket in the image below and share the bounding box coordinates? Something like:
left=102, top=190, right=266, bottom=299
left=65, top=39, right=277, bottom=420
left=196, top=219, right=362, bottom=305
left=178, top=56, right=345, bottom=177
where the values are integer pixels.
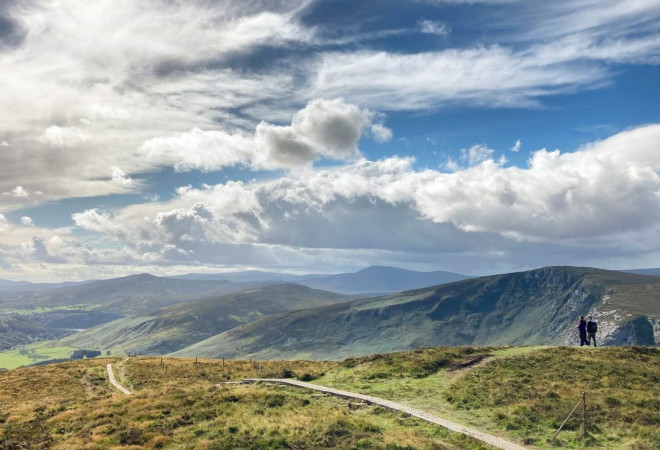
left=586, top=316, right=598, bottom=347
left=576, top=315, right=588, bottom=346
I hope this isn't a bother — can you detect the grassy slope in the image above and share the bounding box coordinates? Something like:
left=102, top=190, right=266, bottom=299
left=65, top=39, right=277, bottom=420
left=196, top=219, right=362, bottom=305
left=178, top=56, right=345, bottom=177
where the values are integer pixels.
left=53, top=284, right=353, bottom=356
left=174, top=267, right=660, bottom=361
left=315, top=346, right=660, bottom=449
left=0, top=274, right=265, bottom=324
left=1, top=346, right=657, bottom=448
left=0, top=356, right=487, bottom=449
left=0, top=315, right=71, bottom=351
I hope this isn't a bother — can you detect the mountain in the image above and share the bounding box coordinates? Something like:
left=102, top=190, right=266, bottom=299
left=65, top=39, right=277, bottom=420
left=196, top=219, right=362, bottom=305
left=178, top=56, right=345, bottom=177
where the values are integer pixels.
left=171, top=270, right=327, bottom=283
left=0, top=279, right=90, bottom=293
left=623, top=268, right=660, bottom=276
left=54, top=284, right=352, bottom=355
left=0, top=274, right=271, bottom=330
left=299, top=265, right=471, bottom=294
left=173, top=266, right=660, bottom=360
left=0, top=316, right=70, bottom=351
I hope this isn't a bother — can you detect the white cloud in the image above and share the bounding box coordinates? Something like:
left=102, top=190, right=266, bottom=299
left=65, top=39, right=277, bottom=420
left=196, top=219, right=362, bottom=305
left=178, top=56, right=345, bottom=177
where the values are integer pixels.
left=1, top=141, right=9, bottom=147
left=511, top=139, right=521, bottom=152
left=110, top=166, right=136, bottom=189
left=419, top=20, right=450, bottom=35
left=370, top=123, right=393, bottom=142
left=3, top=186, right=30, bottom=197
left=140, top=128, right=255, bottom=172
left=140, top=98, right=382, bottom=171
left=461, top=144, right=495, bottom=166
left=39, top=126, right=89, bottom=148
left=20, top=216, right=34, bottom=226
left=74, top=125, right=660, bottom=261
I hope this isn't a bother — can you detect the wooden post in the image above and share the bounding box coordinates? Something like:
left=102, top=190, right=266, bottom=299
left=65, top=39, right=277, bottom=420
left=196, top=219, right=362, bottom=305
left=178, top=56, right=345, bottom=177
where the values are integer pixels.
left=160, top=358, right=163, bottom=367
left=222, top=358, right=225, bottom=368
left=582, top=392, right=587, bottom=439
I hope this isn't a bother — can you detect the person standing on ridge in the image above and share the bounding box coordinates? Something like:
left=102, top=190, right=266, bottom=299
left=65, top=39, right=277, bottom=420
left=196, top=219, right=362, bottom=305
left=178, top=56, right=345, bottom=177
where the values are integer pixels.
left=586, top=316, right=598, bottom=347
left=576, top=315, right=589, bottom=346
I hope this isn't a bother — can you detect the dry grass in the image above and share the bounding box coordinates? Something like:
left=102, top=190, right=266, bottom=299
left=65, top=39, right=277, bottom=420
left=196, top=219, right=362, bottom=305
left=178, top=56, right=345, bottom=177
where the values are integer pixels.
left=0, top=356, right=488, bottom=449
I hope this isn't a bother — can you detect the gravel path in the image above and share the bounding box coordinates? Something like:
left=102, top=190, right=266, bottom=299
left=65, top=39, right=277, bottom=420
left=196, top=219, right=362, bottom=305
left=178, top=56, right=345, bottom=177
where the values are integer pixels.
left=106, top=363, right=131, bottom=395
left=239, top=378, right=527, bottom=450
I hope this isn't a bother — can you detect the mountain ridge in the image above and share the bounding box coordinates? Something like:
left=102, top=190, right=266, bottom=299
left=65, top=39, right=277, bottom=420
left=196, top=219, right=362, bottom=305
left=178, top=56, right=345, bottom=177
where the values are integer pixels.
left=173, top=266, right=660, bottom=360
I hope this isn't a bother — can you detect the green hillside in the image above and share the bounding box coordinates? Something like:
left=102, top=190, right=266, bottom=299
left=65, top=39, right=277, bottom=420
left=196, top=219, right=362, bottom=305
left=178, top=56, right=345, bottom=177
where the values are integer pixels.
left=0, top=274, right=266, bottom=331
left=1, top=346, right=658, bottom=448
left=174, top=267, right=660, bottom=360
left=0, top=316, right=70, bottom=351
left=53, top=284, right=352, bottom=355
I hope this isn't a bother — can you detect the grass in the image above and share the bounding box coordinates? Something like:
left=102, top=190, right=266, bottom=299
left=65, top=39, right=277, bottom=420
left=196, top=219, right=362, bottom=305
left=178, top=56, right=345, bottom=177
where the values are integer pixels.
left=0, top=356, right=489, bottom=449
left=315, top=346, right=660, bottom=449
left=1, top=346, right=658, bottom=448
left=0, top=344, right=78, bottom=369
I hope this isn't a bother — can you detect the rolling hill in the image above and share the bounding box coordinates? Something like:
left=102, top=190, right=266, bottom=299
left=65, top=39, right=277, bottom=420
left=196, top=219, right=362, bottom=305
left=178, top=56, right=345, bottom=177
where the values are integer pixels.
left=299, top=265, right=471, bottom=295
left=173, top=266, right=660, bottom=360
left=0, top=316, right=70, bottom=351
left=53, top=284, right=352, bottom=355
left=0, top=274, right=270, bottom=331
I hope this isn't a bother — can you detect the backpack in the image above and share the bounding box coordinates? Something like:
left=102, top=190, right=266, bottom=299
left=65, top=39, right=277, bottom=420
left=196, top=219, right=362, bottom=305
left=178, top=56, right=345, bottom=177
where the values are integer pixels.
left=587, top=320, right=597, bottom=333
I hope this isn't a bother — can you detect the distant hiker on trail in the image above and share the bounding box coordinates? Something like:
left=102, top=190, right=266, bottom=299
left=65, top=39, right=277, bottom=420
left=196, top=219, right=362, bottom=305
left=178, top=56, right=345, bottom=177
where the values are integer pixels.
left=586, top=316, right=598, bottom=347
left=576, top=315, right=589, bottom=346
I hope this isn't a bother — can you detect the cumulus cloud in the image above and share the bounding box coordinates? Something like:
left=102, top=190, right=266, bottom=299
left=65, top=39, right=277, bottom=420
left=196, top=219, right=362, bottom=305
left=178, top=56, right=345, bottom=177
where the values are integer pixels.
left=140, top=98, right=382, bottom=171
left=71, top=126, right=660, bottom=271
left=370, top=123, right=393, bottom=142
left=20, top=216, right=34, bottom=226
left=511, top=139, right=521, bottom=152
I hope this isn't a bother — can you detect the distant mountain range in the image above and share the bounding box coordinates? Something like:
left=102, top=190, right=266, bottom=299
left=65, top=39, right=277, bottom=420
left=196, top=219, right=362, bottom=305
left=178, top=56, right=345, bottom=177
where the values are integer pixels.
left=170, top=265, right=471, bottom=295
left=0, top=274, right=271, bottom=333
left=1, top=265, right=659, bottom=365
left=54, top=284, right=352, bottom=355
left=623, top=268, right=660, bottom=276
left=173, top=267, right=660, bottom=360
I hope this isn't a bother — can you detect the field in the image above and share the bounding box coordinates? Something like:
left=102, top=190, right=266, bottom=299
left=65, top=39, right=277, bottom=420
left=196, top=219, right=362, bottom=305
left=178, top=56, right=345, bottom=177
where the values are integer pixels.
left=0, top=345, right=78, bottom=370
left=1, top=346, right=658, bottom=449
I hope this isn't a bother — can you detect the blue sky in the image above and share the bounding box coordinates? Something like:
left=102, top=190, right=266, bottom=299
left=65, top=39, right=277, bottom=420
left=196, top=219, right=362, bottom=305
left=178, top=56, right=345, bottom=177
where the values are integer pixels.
left=1, top=0, right=659, bottom=281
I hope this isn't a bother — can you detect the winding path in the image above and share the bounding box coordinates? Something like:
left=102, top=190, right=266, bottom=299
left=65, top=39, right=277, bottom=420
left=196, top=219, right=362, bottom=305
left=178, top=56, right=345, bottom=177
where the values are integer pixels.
left=106, top=363, right=131, bottom=395
left=238, top=378, right=526, bottom=450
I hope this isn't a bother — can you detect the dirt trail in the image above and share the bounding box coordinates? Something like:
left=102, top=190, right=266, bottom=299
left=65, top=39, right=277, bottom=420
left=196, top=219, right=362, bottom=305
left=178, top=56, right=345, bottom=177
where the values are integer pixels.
left=235, top=378, right=527, bottom=450
left=106, top=363, right=131, bottom=395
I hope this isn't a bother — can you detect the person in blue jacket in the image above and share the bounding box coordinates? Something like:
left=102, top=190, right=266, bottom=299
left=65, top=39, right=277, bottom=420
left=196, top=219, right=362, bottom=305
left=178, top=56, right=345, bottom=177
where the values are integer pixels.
left=576, top=315, right=588, bottom=346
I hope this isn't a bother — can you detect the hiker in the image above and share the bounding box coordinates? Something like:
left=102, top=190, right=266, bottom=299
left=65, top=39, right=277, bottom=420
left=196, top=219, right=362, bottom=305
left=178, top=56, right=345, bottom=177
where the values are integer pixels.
left=586, top=316, right=598, bottom=347
left=576, top=315, right=588, bottom=346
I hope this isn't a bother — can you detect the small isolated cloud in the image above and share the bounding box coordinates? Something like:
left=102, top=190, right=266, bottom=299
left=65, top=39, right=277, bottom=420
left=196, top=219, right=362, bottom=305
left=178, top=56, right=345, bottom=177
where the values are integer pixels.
left=255, top=98, right=373, bottom=167
left=511, top=139, right=521, bottom=152
left=20, top=216, right=34, bottom=226
left=370, top=123, right=393, bottom=142
left=39, top=126, right=89, bottom=147
left=3, top=186, right=30, bottom=197
left=462, top=144, right=495, bottom=166
left=419, top=20, right=450, bottom=35
left=1, top=141, right=9, bottom=147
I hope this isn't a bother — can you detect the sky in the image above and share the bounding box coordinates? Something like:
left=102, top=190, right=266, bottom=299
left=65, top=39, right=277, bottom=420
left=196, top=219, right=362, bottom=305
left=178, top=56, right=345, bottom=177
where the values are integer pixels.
left=1, top=0, right=660, bottom=282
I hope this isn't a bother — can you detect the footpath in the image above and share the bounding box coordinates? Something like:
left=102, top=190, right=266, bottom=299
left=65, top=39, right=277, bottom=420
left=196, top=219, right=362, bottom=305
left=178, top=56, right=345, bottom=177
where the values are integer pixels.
left=236, top=378, right=527, bottom=450
left=106, top=363, right=131, bottom=395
